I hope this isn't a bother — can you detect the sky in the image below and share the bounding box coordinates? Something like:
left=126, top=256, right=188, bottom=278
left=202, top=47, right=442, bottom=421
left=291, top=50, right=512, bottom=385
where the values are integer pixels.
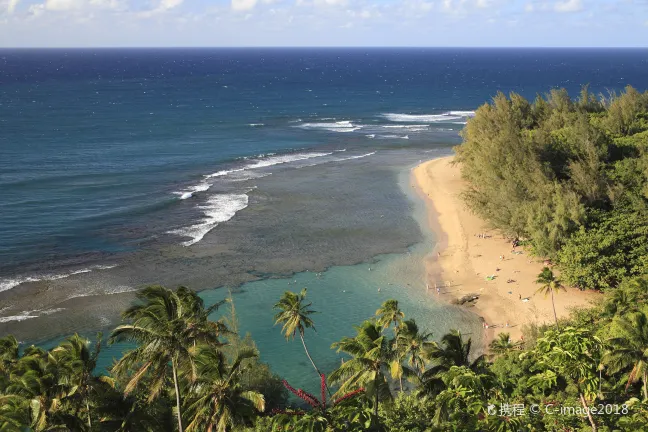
left=0, top=0, right=647, bottom=47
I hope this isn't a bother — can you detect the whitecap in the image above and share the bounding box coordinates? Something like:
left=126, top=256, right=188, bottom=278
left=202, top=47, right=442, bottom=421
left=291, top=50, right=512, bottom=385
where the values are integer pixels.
left=381, top=111, right=475, bottom=123
left=169, top=192, right=250, bottom=247
left=297, top=121, right=361, bottom=133
left=245, top=152, right=332, bottom=169
left=336, top=151, right=377, bottom=161
left=0, top=264, right=118, bottom=293
left=0, top=308, right=65, bottom=323
left=205, top=168, right=246, bottom=179
left=448, top=110, right=476, bottom=117
left=173, top=182, right=211, bottom=200
left=0, top=313, right=38, bottom=323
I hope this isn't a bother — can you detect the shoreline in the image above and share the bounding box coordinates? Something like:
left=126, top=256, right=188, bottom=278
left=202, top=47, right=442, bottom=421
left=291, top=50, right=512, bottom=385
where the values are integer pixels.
left=412, top=156, right=598, bottom=347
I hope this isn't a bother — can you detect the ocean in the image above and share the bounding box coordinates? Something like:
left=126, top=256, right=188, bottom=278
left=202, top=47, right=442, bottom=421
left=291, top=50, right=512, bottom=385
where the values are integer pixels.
left=1, top=48, right=647, bottom=391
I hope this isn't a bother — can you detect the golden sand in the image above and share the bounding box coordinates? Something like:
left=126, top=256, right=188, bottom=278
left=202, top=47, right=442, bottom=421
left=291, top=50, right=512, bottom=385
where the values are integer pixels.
left=412, top=156, right=599, bottom=346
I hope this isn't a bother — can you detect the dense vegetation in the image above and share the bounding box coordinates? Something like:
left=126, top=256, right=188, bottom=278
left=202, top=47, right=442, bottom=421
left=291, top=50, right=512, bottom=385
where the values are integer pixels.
left=3, top=86, right=648, bottom=431
left=454, top=85, right=648, bottom=291
left=2, top=276, right=648, bottom=431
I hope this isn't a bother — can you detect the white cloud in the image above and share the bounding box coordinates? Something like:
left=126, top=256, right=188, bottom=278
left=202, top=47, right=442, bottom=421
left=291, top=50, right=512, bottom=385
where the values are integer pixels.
left=232, top=0, right=257, bottom=11
left=554, top=0, right=583, bottom=12
left=3, top=0, right=19, bottom=13
left=158, top=0, right=183, bottom=10
left=524, top=2, right=533, bottom=12
left=315, top=0, right=348, bottom=6
left=476, top=0, right=489, bottom=7
left=28, top=3, right=45, bottom=15
left=45, top=0, right=83, bottom=11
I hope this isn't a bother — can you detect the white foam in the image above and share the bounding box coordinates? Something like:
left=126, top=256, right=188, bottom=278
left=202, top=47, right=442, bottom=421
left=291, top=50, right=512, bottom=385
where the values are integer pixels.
left=169, top=192, right=250, bottom=247
left=366, top=134, right=376, bottom=138
left=173, top=182, right=211, bottom=200
left=0, top=308, right=65, bottom=323
left=449, top=111, right=476, bottom=117
left=376, top=134, right=410, bottom=139
left=205, top=168, right=245, bottom=179
left=0, top=313, right=38, bottom=323
left=246, top=152, right=332, bottom=169
left=297, top=121, right=361, bottom=133
left=249, top=123, right=264, bottom=127
left=381, top=124, right=429, bottom=130
left=336, top=151, right=377, bottom=161
left=382, top=111, right=475, bottom=123
left=0, top=264, right=117, bottom=293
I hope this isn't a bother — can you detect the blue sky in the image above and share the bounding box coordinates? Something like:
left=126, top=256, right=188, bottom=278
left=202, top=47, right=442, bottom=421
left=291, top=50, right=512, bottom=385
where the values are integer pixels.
left=0, top=0, right=646, bottom=47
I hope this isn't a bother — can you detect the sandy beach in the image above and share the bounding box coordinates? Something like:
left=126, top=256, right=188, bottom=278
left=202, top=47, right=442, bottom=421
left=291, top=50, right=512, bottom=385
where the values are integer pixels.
left=413, top=156, right=599, bottom=347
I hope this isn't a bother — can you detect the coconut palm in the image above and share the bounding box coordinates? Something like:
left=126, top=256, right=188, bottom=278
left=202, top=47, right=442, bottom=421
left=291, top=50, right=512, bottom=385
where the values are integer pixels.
left=375, top=299, right=404, bottom=331
left=0, top=335, right=19, bottom=390
left=329, top=320, right=393, bottom=423
left=109, top=285, right=229, bottom=432
left=489, top=332, right=522, bottom=356
left=0, top=394, right=29, bottom=431
left=51, top=333, right=102, bottom=429
left=535, top=266, right=565, bottom=329
left=6, top=346, right=70, bottom=430
left=419, top=330, right=484, bottom=396
left=603, top=311, right=648, bottom=401
left=273, top=289, right=324, bottom=383
left=184, top=345, right=264, bottom=432
left=391, top=319, right=436, bottom=391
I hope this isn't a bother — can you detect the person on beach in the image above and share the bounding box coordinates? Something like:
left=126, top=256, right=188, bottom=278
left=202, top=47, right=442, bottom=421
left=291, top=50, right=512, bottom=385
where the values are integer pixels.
left=437, top=287, right=440, bottom=295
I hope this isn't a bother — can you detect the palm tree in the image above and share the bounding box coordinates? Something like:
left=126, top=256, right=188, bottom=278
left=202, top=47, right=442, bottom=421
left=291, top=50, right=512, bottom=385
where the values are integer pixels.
left=6, top=346, right=69, bottom=430
left=273, top=289, right=324, bottom=383
left=603, top=311, right=648, bottom=401
left=184, top=345, right=264, bottom=432
left=420, top=330, right=484, bottom=396
left=535, top=267, right=565, bottom=329
left=329, top=320, right=392, bottom=424
left=0, top=394, right=29, bottom=431
left=109, top=285, right=229, bottom=432
left=391, top=319, right=435, bottom=391
left=489, top=333, right=522, bottom=356
left=375, top=299, right=404, bottom=331
left=51, top=333, right=102, bottom=429
left=0, top=335, right=19, bottom=389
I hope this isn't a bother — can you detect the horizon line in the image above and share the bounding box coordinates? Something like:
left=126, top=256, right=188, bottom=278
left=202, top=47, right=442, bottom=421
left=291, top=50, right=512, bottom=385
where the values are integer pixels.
left=1, top=46, right=647, bottom=50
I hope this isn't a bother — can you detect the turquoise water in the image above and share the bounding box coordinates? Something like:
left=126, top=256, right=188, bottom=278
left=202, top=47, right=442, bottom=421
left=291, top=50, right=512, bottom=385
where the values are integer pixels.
left=83, top=166, right=483, bottom=394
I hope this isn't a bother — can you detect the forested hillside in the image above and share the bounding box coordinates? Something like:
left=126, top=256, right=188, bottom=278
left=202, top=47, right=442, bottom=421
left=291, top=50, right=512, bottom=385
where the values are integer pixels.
left=455, top=86, right=648, bottom=290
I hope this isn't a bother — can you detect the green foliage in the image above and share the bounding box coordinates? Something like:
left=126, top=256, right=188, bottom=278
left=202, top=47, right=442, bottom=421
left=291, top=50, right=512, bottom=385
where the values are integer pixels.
left=558, top=208, right=648, bottom=290
left=455, top=85, right=648, bottom=290
left=379, top=393, right=435, bottom=432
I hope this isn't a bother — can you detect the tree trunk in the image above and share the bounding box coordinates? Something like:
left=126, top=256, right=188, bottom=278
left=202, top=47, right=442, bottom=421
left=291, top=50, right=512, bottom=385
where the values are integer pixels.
left=643, top=370, right=648, bottom=401
left=374, top=376, right=380, bottom=430
left=300, top=333, right=332, bottom=396
left=551, top=290, right=560, bottom=330
left=579, top=392, right=597, bottom=432
left=171, top=357, right=184, bottom=432
left=86, top=399, right=92, bottom=429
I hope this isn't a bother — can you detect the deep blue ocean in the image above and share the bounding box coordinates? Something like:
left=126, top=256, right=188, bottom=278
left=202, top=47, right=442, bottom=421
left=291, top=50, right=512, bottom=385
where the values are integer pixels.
left=1, top=48, right=647, bottom=389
